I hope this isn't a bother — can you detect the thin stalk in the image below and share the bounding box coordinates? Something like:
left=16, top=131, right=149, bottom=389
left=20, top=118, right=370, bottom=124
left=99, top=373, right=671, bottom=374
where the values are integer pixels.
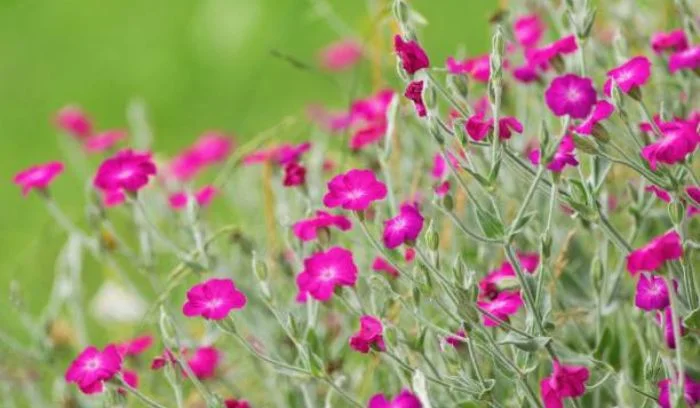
left=665, top=276, right=685, bottom=406
left=118, top=377, right=168, bottom=408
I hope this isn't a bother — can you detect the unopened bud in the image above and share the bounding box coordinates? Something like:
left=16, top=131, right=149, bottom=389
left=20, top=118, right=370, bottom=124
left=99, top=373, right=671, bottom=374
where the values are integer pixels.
left=448, top=74, right=469, bottom=101
left=591, top=256, right=604, bottom=292
left=425, top=221, right=439, bottom=251
left=429, top=119, right=444, bottom=145
left=540, top=233, right=552, bottom=259
left=572, top=134, right=598, bottom=154
left=668, top=201, right=685, bottom=226
left=252, top=254, right=268, bottom=281
left=591, top=123, right=610, bottom=143
left=393, top=0, right=410, bottom=25
left=422, top=81, right=437, bottom=111
left=442, top=193, right=454, bottom=211
left=453, top=119, right=469, bottom=146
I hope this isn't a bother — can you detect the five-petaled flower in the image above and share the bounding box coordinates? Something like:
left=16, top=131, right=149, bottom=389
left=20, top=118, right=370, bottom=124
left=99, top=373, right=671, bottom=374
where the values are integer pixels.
left=183, top=278, right=247, bottom=320
left=13, top=161, right=64, bottom=196
left=323, top=169, right=387, bottom=211
left=93, top=149, right=156, bottom=193
left=626, top=230, right=683, bottom=275
left=368, top=389, right=422, bottom=408
left=383, top=204, right=424, bottom=249
left=545, top=74, right=597, bottom=119
left=296, top=247, right=358, bottom=302
left=603, top=56, right=652, bottom=97
left=65, top=344, right=122, bottom=394
left=349, top=315, right=386, bottom=353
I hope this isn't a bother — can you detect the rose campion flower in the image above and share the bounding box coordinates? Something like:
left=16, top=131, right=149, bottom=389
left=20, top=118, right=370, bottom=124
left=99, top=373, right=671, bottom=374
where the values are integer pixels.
left=641, top=122, right=700, bottom=170
left=350, top=89, right=395, bottom=123
left=319, top=39, right=363, bottom=71
left=368, top=389, right=422, bottom=408
left=169, top=185, right=219, bottom=210
left=545, top=74, right=597, bottom=119
left=603, top=56, right=652, bottom=97
left=657, top=307, right=687, bottom=349
left=187, top=346, right=220, bottom=379
left=296, top=247, right=358, bottom=302
left=383, top=204, right=424, bottom=249
left=55, top=106, right=92, bottom=139
left=431, top=152, right=459, bottom=179
left=573, top=101, right=615, bottom=138
left=93, top=150, right=156, bottom=193
left=372, top=256, right=399, bottom=278
left=634, top=274, right=671, bottom=311
left=445, top=329, right=467, bottom=349
left=646, top=185, right=671, bottom=202
left=65, top=344, right=122, bottom=394
left=479, top=253, right=539, bottom=299
left=349, top=315, right=386, bottom=353
left=446, top=55, right=491, bottom=82
left=182, top=278, right=247, bottom=320
left=151, top=349, right=177, bottom=370
left=84, top=130, right=126, bottom=153
left=116, top=334, right=153, bottom=357
left=435, top=180, right=450, bottom=197
left=512, top=63, right=541, bottom=83
left=658, top=375, right=700, bottom=408
left=627, top=230, right=683, bottom=275
left=117, top=369, right=139, bottom=394
left=323, top=169, right=387, bottom=211
left=283, top=162, right=307, bottom=187
left=350, top=122, right=388, bottom=151
left=477, top=290, right=523, bottom=326
left=527, top=35, right=578, bottom=69
left=404, top=247, right=416, bottom=262
left=651, top=29, right=688, bottom=54
left=540, top=361, right=590, bottom=408
left=404, top=80, right=426, bottom=117
left=529, top=134, right=579, bottom=172
left=292, top=211, right=352, bottom=242
left=169, top=132, right=234, bottom=180
left=669, top=45, right=700, bottom=73
left=514, top=14, right=545, bottom=48
left=13, top=161, right=64, bottom=196
left=465, top=115, right=524, bottom=141
left=394, top=35, right=430, bottom=75
left=225, top=399, right=252, bottom=408
left=687, top=186, right=700, bottom=216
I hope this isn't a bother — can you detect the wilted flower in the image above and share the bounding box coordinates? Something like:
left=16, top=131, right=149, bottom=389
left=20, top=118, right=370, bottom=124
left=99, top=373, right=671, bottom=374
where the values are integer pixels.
left=349, top=315, right=386, bottom=353
left=603, top=56, right=652, bottom=97
left=477, top=290, right=523, bottom=326
left=55, top=106, right=92, bottom=139
left=404, top=80, right=427, bottom=117
left=627, top=230, right=683, bottom=275
left=383, top=204, right=424, bottom=249
left=93, top=150, right=156, bottom=193
left=372, top=256, right=399, bottom=278
left=651, top=29, right=688, bottom=54
left=445, top=329, right=467, bottom=349
left=323, top=169, right=387, bottom=211
left=669, top=45, right=700, bottom=73
left=368, top=389, right=422, bottom=408
left=394, top=35, right=430, bottom=75
left=319, top=39, right=363, bottom=71
left=540, top=361, right=589, bottom=408
left=658, top=375, right=700, bottom=408
left=296, top=247, right=358, bottom=302
left=182, top=278, right=247, bottom=320
left=545, top=74, right=597, bottom=119
left=13, top=161, right=64, bottom=196
left=634, top=274, right=671, bottom=311
left=65, top=345, right=122, bottom=394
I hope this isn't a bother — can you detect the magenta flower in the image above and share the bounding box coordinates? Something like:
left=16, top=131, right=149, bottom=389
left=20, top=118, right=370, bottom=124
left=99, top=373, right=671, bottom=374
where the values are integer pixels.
left=182, top=278, right=247, bottom=320
left=350, top=122, right=388, bottom=151
left=641, top=122, right=700, bottom=170
left=435, top=180, right=451, bottom=197
left=574, top=101, right=615, bottom=135
left=65, top=345, right=122, bottom=394
left=295, top=247, right=358, bottom=302
left=634, top=274, right=671, bottom=311
left=349, top=315, right=386, bottom=353
left=477, top=290, right=523, bottom=326
left=169, top=185, right=219, bottom=210
left=150, top=349, right=178, bottom=370
left=187, top=346, right=220, bottom=379
left=323, top=169, right=387, bottom=211
left=646, top=185, right=671, bottom=203
left=93, top=150, right=156, bottom=193
left=404, top=80, right=427, bottom=117
left=350, top=89, right=395, bottom=123
left=292, top=211, right=352, bottom=242
left=527, top=35, right=578, bottom=68
left=283, top=162, right=307, bottom=187
left=383, top=204, right=424, bottom=249
left=512, top=63, right=541, bottom=83
left=169, top=132, right=234, bottom=180
left=117, top=369, right=139, bottom=395
left=404, top=248, right=416, bottom=262
left=446, top=55, right=490, bottom=82
left=545, top=74, right=597, bottom=119
left=243, top=142, right=311, bottom=166
left=687, top=186, right=700, bottom=216
left=116, top=334, right=153, bottom=357
left=540, top=361, right=589, bottom=408
left=669, top=45, right=700, bottom=73
left=657, top=307, right=687, bottom=349
left=529, top=134, right=579, bottom=172
left=465, top=115, right=524, bottom=141
left=55, top=106, right=92, bottom=139
left=319, top=39, right=363, bottom=71
left=479, top=253, right=539, bottom=300
left=394, top=35, right=429, bottom=75
left=603, top=56, right=652, bottom=97
left=13, top=161, right=64, bottom=196
left=658, top=375, right=700, bottom=408
left=368, top=389, right=422, bottom=408
left=84, top=130, right=126, bottom=153
left=514, top=14, right=545, bottom=48
left=431, top=153, right=447, bottom=179
left=445, top=329, right=467, bottom=349
left=225, top=399, right=252, bottom=408
left=627, top=230, right=683, bottom=275
left=372, top=256, right=399, bottom=278
left=651, top=29, right=688, bottom=54
left=103, top=190, right=126, bottom=207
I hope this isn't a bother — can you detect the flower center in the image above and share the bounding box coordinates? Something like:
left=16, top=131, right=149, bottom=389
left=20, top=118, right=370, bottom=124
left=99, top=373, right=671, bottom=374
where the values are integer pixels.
left=116, top=167, right=135, bottom=180
left=84, top=357, right=102, bottom=371
left=319, top=267, right=337, bottom=281
left=617, top=70, right=633, bottom=82
left=391, top=217, right=407, bottom=231
left=565, top=87, right=581, bottom=102
left=345, top=189, right=366, bottom=200
left=206, top=298, right=223, bottom=309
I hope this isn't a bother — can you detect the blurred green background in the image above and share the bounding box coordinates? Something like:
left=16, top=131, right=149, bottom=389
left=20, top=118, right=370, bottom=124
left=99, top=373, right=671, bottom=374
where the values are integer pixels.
left=0, top=0, right=494, bottom=336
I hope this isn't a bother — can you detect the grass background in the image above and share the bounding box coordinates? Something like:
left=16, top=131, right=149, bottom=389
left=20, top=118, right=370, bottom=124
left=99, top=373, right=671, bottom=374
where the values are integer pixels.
left=0, top=0, right=495, bottom=338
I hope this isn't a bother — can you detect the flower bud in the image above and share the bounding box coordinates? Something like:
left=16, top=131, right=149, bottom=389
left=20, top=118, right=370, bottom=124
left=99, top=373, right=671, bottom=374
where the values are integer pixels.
left=396, top=59, right=410, bottom=83
left=591, top=123, right=610, bottom=143
left=252, top=254, right=268, bottom=281
left=540, top=233, right=552, bottom=260
left=572, top=134, right=599, bottom=154
left=425, top=221, right=439, bottom=251
left=668, top=201, right=685, bottom=226
left=442, top=193, right=454, bottom=211
left=393, top=0, right=410, bottom=25
left=453, top=119, right=469, bottom=146
left=448, top=74, right=469, bottom=100
left=422, top=81, right=437, bottom=112
left=429, top=119, right=444, bottom=145
left=590, top=256, right=604, bottom=293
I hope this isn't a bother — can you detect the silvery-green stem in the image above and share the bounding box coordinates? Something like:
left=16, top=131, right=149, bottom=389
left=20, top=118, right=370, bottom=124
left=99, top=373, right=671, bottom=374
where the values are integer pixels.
left=665, top=276, right=685, bottom=406
left=379, top=157, right=397, bottom=213
left=117, top=376, right=168, bottom=408
left=433, top=203, right=502, bottom=244
left=684, top=163, right=700, bottom=185
left=132, top=196, right=190, bottom=260
left=426, top=71, right=472, bottom=118
left=320, top=376, right=363, bottom=408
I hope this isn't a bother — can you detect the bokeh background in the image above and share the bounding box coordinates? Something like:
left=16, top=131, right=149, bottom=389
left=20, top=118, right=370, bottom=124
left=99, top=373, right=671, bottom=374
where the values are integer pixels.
left=0, top=0, right=496, bottom=338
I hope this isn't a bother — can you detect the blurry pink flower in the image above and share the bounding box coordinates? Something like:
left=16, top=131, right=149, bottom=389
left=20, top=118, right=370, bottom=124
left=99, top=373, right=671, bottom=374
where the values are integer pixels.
left=283, top=162, right=307, bottom=187
left=445, top=329, right=467, bottom=349
left=292, top=211, right=352, bottom=242
left=627, top=230, right=683, bottom=275
left=651, top=29, right=688, bottom=54
left=225, top=399, right=252, bottom=408
left=432, top=154, right=446, bottom=179
left=103, top=189, right=126, bottom=207
left=84, top=130, right=126, bottom=153
left=116, top=335, right=153, bottom=357
left=603, top=56, right=652, bottom=97
left=383, top=204, right=424, bottom=249
left=150, top=349, right=177, bottom=370
left=55, top=106, right=92, bottom=139
left=465, top=115, right=523, bottom=141
left=574, top=101, right=615, bottom=135
left=187, top=346, right=220, bottom=379
left=479, top=253, right=539, bottom=299
left=529, top=135, right=579, bottom=172
left=368, top=389, right=422, bottom=408
left=93, top=150, right=156, bottom=193
left=349, top=315, right=386, bottom=353
left=319, top=39, right=363, bottom=71
left=477, top=290, right=523, bottom=326
left=669, top=45, right=700, bottom=73
left=394, top=35, right=430, bottom=75
left=658, top=375, right=700, bottom=408
left=372, top=256, right=399, bottom=278
left=192, top=132, right=234, bottom=164
left=169, top=185, right=219, bottom=210
left=687, top=186, right=700, bottom=216
left=243, top=142, right=311, bottom=166
left=350, top=89, right=395, bottom=123
left=545, top=74, right=597, bottom=119
left=404, top=248, right=416, bottom=262
left=527, top=35, right=578, bottom=68
left=645, top=185, right=671, bottom=202
left=404, top=80, right=427, bottom=117
left=514, top=14, right=545, bottom=48
left=641, top=122, right=700, bottom=170
left=512, top=63, right=541, bottom=83
left=65, top=345, right=122, bottom=394
left=435, top=181, right=451, bottom=197
left=117, top=370, right=139, bottom=395
left=13, top=161, right=64, bottom=196
left=656, top=307, right=687, bottom=349
left=540, top=361, right=589, bottom=408
left=296, top=247, right=358, bottom=302
left=350, top=122, right=387, bottom=151
left=446, top=55, right=491, bottom=82
left=182, top=278, right=247, bottom=320
left=323, top=169, right=387, bottom=211
left=635, top=274, right=671, bottom=311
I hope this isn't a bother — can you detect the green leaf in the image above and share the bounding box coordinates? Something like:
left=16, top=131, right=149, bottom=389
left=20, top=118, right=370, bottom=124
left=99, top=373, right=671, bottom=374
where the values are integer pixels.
left=510, top=211, right=536, bottom=235
left=684, top=308, right=700, bottom=329
left=498, top=332, right=551, bottom=352
left=475, top=206, right=505, bottom=238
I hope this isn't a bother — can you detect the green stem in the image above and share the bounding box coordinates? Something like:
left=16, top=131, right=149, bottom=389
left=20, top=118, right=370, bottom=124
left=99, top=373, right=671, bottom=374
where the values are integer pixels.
left=665, top=276, right=685, bottom=406
left=118, top=377, right=168, bottom=408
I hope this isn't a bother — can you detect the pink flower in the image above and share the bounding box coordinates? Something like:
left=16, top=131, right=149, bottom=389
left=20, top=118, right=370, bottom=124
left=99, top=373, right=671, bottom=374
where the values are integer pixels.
left=169, top=132, right=234, bottom=180
left=13, top=161, right=64, bottom=196
left=512, top=63, right=541, bottom=83
left=477, top=291, right=523, bottom=326
left=349, top=315, right=386, bottom=353
left=350, top=89, right=395, bottom=123
left=103, top=190, right=126, bottom=207
left=446, top=55, right=490, bottom=82
left=669, top=45, right=700, bottom=73
left=323, top=169, right=387, bottom=211
left=383, top=204, right=424, bottom=249
left=514, top=14, right=545, bottom=48
left=574, top=101, right=615, bottom=135
left=292, top=211, right=352, bottom=242
left=431, top=154, right=447, bottom=179
left=93, top=150, right=156, bottom=193
left=656, top=307, right=687, bottom=349
left=529, top=135, right=579, bottom=172
left=627, top=230, right=683, bottom=275
left=182, top=278, right=247, bottom=320
left=117, top=369, right=139, bottom=395
left=658, top=375, right=700, bottom=408
left=394, top=35, right=429, bottom=75
left=151, top=349, right=177, bottom=370
left=641, top=122, right=700, bottom=170
left=319, top=39, right=363, bottom=71
left=527, top=35, right=578, bottom=68
left=55, top=106, right=92, bottom=139
left=635, top=274, right=671, bottom=311
left=295, top=247, right=358, bottom=302
left=465, top=115, right=523, bottom=141
left=65, top=345, right=122, bottom=394
left=243, top=142, right=311, bottom=166
left=445, top=329, right=467, bottom=349
left=169, top=185, right=219, bottom=210
left=225, top=399, right=252, bottom=408
left=479, top=253, right=539, bottom=299
left=435, top=181, right=451, bottom=197
left=603, top=56, right=652, bottom=97
left=372, top=257, right=398, bottom=278
left=687, top=186, right=700, bottom=216
left=651, top=29, right=688, bottom=54
left=404, top=81, right=427, bottom=117
left=404, top=248, right=416, bottom=262
left=84, top=130, right=126, bottom=153
left=540, top=361, right=589, bottom=408
left=368, top=389, right=422, bottom=408
left=116, top=335, right=153, bottom=357
left=350, top=122, right=388, bottom=151
left=645, top=185, right=671, bottom=202
left=545, top=74, right=597, bottom=119
left=187, top=346, right=220, bottom=379
left=283, top=162, right=307, bottom=187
